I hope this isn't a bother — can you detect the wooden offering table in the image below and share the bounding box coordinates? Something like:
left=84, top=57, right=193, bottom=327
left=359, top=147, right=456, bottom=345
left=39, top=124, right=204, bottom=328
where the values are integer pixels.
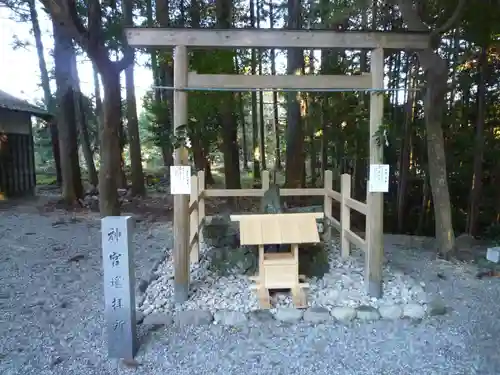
left=230, top=213, right=321, bottom=309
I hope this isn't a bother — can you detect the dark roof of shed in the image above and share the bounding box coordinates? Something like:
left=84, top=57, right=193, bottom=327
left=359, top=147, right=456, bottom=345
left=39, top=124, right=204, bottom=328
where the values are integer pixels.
left=0, top=89, right=52, bottom=119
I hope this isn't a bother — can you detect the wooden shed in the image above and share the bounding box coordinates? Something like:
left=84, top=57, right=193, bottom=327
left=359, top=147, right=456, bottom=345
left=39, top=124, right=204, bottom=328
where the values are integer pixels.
left=0, top=90, right=51, bottom=198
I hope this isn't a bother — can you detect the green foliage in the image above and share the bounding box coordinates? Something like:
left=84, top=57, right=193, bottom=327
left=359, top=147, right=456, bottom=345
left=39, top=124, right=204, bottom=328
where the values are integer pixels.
left=5, top=0, right=500, bottom=240
left=142, top=90, right=171, bottom=148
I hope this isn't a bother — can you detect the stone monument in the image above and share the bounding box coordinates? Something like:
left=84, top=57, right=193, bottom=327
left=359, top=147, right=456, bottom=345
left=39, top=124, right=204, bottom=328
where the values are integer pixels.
left=101, top=216, right=137, bottom=360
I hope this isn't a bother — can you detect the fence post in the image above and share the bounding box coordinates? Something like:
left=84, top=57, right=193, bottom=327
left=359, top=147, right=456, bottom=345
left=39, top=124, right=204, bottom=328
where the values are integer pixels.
left=340, top=173, right=351, bottom=258
left=197, top=170, right=205, bottom=244
left=189, top=174, right=199, bottom=264
left=323, top=170, right=333, bottom=241
left=262, top=170, right=270, bottom=191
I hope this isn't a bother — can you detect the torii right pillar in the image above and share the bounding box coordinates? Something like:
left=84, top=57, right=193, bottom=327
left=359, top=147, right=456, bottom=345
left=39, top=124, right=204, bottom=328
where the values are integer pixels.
left=366, top=47, right=384, bottom=298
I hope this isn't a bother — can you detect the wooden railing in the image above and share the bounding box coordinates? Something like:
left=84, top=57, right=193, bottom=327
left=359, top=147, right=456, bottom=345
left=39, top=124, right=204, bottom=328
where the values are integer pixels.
left=188, top=169, right=367, bottom=264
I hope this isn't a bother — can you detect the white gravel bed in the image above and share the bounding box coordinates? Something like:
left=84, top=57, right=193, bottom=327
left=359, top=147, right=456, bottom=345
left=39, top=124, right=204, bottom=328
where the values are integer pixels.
left=140, top=239, right=428, bottom=316
left=1, top=208, right=500, bottom=375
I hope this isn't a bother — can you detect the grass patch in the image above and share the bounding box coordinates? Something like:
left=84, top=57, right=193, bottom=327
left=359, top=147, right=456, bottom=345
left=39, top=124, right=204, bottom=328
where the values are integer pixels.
left=36, top=173, right=57, bottom=186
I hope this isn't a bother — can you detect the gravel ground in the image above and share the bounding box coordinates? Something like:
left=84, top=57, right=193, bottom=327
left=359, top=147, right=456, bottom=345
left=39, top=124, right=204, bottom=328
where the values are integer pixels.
left=1, top=207, right=500, bottom=375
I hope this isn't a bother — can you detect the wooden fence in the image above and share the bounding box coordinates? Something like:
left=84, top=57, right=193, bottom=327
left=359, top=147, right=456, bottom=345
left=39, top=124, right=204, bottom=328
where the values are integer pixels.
left=187, top=170, right=368, bottom=264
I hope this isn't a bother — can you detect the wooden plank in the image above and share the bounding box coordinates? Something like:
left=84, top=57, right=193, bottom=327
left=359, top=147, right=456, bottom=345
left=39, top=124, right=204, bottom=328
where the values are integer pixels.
left=365, top=48, right=385, bottom=299
left=27, top=127, right=36, bottom=193
left=325, top=214, right=341, bottom=231
left=344, top=228, right=366, bottom=252
left=204, top=187, right=323, bottom=197
left=172, top=45, right=190, bottom=303
left=325, top=187, right=341, bottom=202
left=279, top=215, right=301, bottom=244
left=280, top=188, right=324, bottom=196
left=230, top=212, right=324, bottom=222
left=14, top=135, right=20, bottom=195
left=239, top=216, right=264, bottom=245
left=340, top=174, right=351, bottom=258
left=22, top=135, right=29, bottom=193
left=125, top=28, right=430, bottom=49
left=19, top=134, right=26, bottom=194
left=6, top=137, right=14, bottom=196
left=261, top=216, right=282, bottom=244
left=234, top=213, right=320, bottom=245
left=197, top=171, right=205, bottom=245
left=203, top=188, right=264, bottom=197
left=188, top=73, right=372, bottom=90
left=17, top=135, right=25, bottom=193
left=279, top=214, right=320, bottom=244
left=345, top=197, right=367, bottom=215
left=189, top=175, right=199, bottom=263
left=189, top=232, right=198, bottom=249
left=323, top=170, right=333, bottom=241
left=188, top=199, right=198, bottom=214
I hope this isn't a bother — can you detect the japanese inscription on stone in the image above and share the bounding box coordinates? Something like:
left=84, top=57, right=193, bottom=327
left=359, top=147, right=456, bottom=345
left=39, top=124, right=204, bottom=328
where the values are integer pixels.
left=102, top=216, right=137, bottom=359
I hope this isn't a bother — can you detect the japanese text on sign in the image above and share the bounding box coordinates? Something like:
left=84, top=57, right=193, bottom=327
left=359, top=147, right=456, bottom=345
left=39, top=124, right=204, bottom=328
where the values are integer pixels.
left=170, top=165, right=191, bottom=195
left=110, top=275, right=122, bottom=288
left=368, top=164, right=390, bottom=193
left=113, top=320, right=125, bottom=331
left=108, top=228, right=122, bottom=243
left=101, top=216, right=137, bottom=359
left=109, top=252, right=122, bottom=267
left=112, top=297, right=123, bottom=310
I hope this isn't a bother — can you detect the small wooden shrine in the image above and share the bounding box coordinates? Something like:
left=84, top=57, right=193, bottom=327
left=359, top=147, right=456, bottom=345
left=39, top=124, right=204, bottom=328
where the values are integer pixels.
left=231, top=212, right=321, bottom=308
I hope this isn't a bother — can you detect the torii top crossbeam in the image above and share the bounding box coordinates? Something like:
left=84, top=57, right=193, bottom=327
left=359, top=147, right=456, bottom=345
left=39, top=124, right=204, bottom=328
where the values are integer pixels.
left=124, top=27, right=429, bottom=50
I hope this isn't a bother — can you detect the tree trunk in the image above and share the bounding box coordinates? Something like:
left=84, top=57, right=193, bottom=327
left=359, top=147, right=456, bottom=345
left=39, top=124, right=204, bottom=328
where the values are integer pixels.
left=28, top=0, right=61, bottom=184
left=52, top=20, right=83, bottom=203
left=99, top=66, right=122, bottom=216
left=49, top=120, right=62, bottom=185
left=93, top=63, right=104, bottom=148
left=205, top=160, right=214, bottom=185
left=423, top=60, right=455, bottom=255
left=256, top=0, right=266, bottom=171
left=417, top=173, right=430, bottom=236
left=466, top=46, right=487, bottom=236
left=396, top=56, right=416, bottom=233
left=156, top=0, right=174, bottom=168
left=160, top=145, right=171, bottom=167
left=216, top=0, right=241, bottom=190
left=285, top=0, right=304, bottom=188
left=307, top=50, right=316, bottom=186
left=396, top=0, right=455, bottom=255
left=238, top=91, right=249, bottom=171
left=69, top=49, right=98, bottom=187
left=124, top=0, right=146, bottom=196
left=43, top=0, right=136, bottom=217
left=249, top=0, right=261, bottom=179
left=234, top=58, right=249, bottom=171
left=269, top=0, right=281, bottom=170
left=75, top=90, right=99, bottom=187
left=124, top=64, right=145, bottom=195
left=117, top=100, right=127, bottom=189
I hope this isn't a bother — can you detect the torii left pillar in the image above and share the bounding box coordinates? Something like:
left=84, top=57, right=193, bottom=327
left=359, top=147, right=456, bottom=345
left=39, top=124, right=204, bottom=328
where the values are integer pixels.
left=173, top=45, right=190, bottom=303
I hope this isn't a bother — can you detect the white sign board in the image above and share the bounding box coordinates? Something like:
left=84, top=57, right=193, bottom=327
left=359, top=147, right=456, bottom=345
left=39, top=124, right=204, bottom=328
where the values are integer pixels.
left=170, top=166, right=191, bottom=195
left=368, top=164, right=390, bottom=193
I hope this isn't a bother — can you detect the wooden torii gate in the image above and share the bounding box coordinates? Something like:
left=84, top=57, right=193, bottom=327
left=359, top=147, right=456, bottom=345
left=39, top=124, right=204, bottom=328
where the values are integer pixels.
left=124, top=27, right=429, bottom=303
